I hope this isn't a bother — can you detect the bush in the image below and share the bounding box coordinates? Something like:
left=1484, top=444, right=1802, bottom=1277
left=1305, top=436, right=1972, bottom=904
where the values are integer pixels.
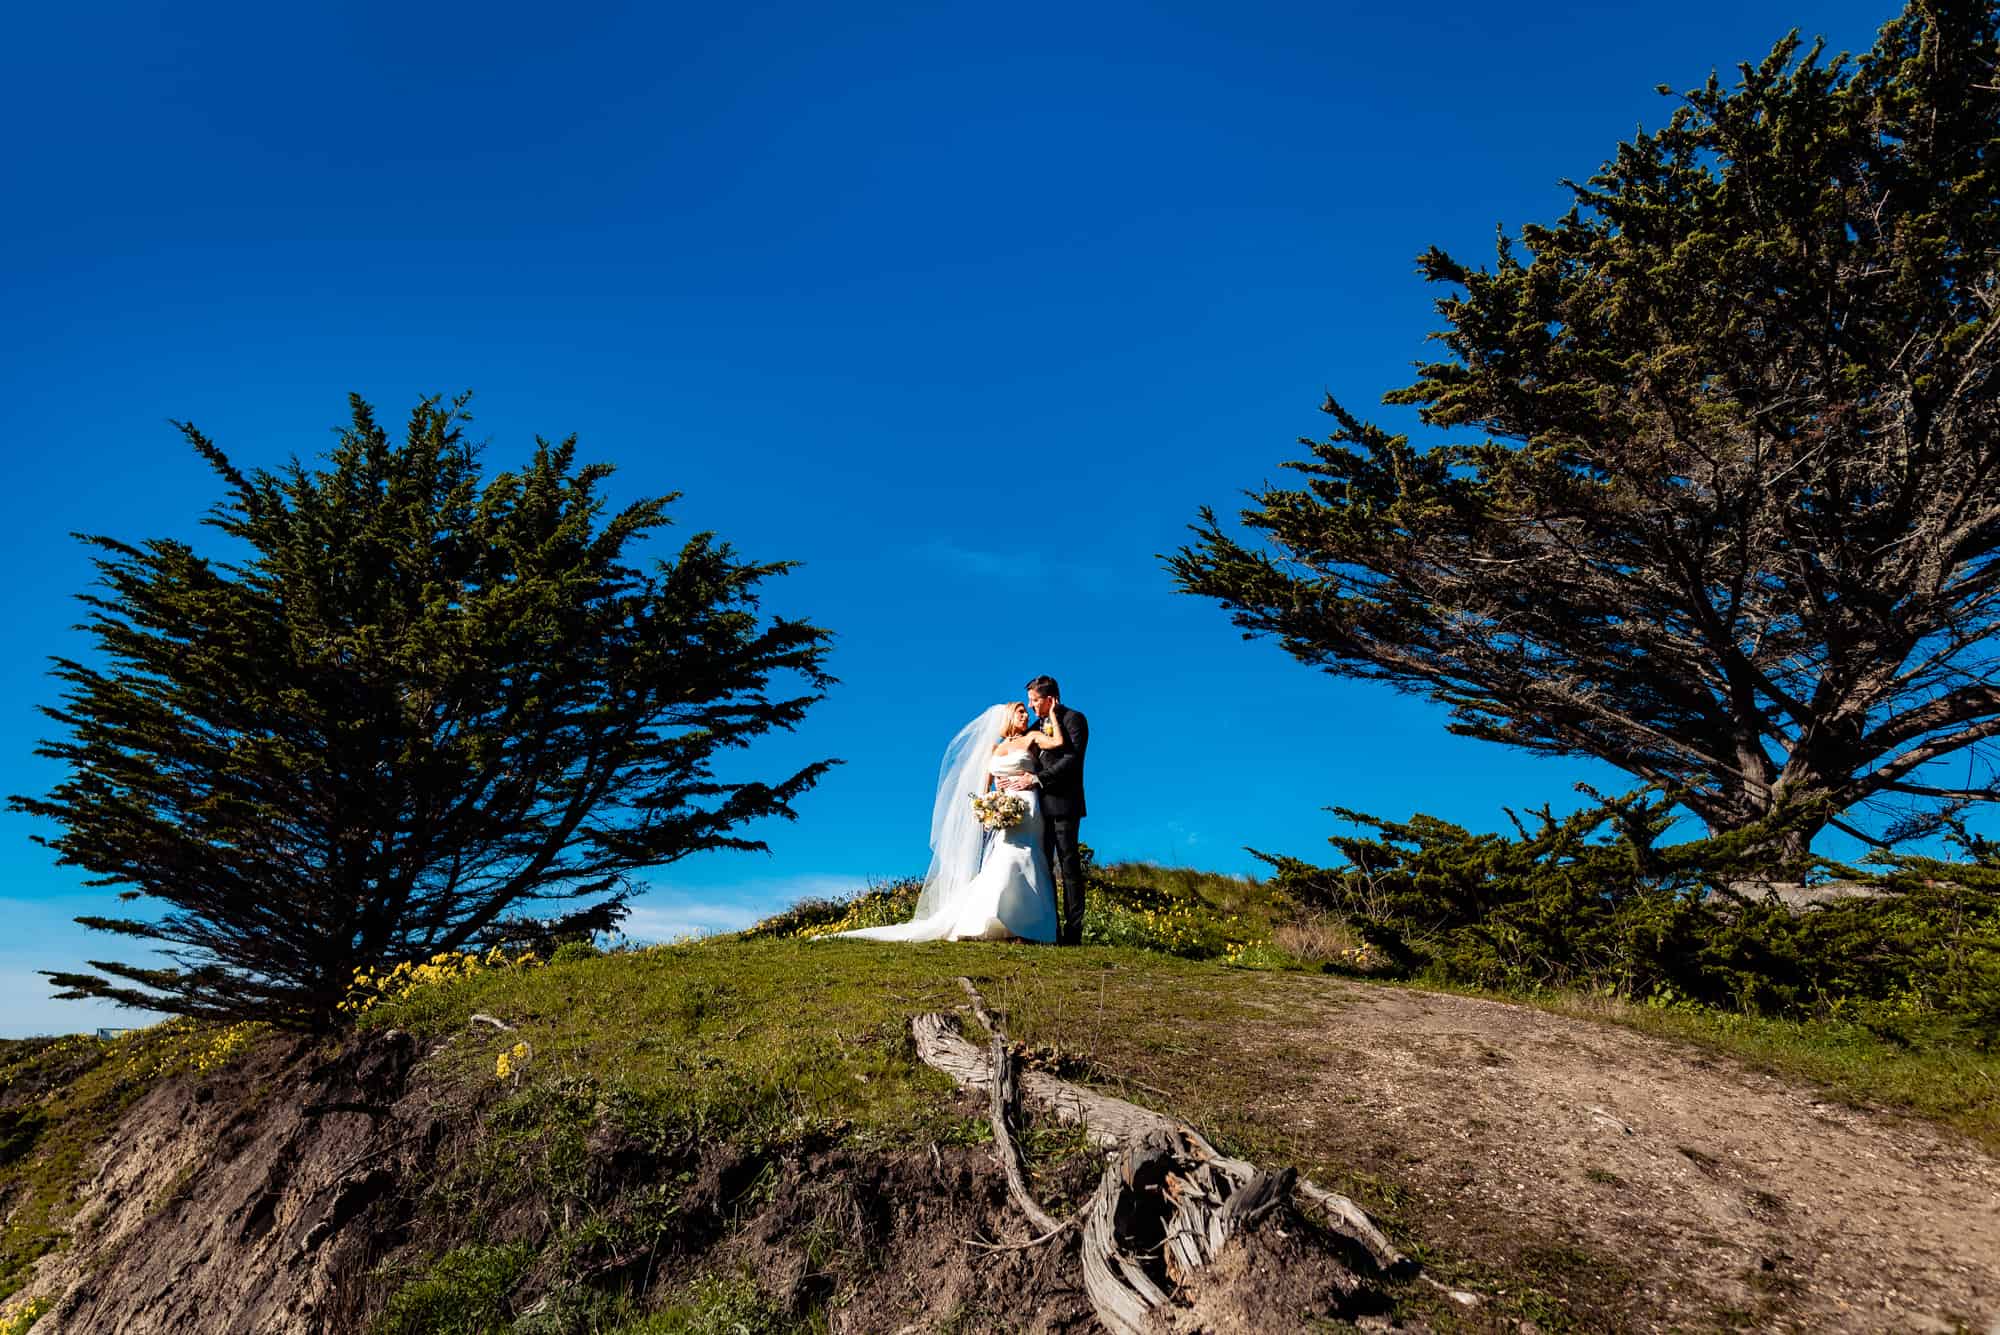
left=549, top=941, right=603, bottom=967
left=743, top=879, right=922, bottom=940
left=1262, top=796, right=2000, bottom=1045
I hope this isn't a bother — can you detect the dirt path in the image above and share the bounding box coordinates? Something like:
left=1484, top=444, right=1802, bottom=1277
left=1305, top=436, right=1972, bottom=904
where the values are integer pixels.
left=1257, top=981, right=2000, bottom=1332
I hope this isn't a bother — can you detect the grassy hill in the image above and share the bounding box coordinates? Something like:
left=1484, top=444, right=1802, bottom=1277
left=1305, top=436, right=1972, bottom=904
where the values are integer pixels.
left=2, top=863, right=1996, bottom=1333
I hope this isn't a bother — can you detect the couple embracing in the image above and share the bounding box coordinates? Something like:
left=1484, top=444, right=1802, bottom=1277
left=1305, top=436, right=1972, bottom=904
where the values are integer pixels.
left=840, top=675, right=1089, bottom=945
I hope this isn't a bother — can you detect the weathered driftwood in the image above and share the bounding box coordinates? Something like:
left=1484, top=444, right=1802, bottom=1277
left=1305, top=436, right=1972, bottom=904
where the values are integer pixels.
left=1080, top=1127, right=1321, bottom=1331
left=917, top=981, right=1478, bottom=1328
left=987, top=1028, right=1066, bottom=1237
left=1081, top=1156, right=1162, bottom=1335
left=952, top=977, right=1070, bottom=1235
left=912, top=1007, right=1415, bottom=1273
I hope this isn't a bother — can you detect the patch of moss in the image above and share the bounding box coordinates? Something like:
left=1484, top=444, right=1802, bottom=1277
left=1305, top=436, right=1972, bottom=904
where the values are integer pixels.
left=373, top=1242, right=532, bottom=1335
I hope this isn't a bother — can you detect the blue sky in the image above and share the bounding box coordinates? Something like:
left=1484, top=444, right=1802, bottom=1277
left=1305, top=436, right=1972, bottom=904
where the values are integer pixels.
left=1, top=0, right=1901, bottom=1036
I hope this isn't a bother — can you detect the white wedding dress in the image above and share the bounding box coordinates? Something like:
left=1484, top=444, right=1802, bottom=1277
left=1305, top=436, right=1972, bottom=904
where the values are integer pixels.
left=837, top=745, right=1060, bottom=943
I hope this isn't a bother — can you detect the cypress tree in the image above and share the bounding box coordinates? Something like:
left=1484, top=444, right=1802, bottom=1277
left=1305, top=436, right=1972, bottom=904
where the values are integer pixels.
left=14, top=394, right=835, bottom=1029
left=1173, top=1, right=2000, bottom=859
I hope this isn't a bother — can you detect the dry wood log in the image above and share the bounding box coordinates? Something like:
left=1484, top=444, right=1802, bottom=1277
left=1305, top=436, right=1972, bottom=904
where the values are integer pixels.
left=914, top=995, right=1479, bottom=1327
left=911, top=1008, right=1413, bottom=1267
left=987, top=1029, right=1064, bottom=1237
left=957, top=975, right=1000, bottom=1033
left=1081, top=1159, right=1159, bottom=1335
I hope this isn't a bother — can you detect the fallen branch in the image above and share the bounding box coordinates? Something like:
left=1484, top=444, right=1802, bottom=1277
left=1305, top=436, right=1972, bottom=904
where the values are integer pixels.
left=965, top=1215, right=1081, bottom=1254
left=952, top=977, right=1074, bottom=1243
left=914, top=989, right=1476, bottom=1326
left=956, top=975, right=999, bottom=1034
left=987, top=1029, right=1064, bottom=1236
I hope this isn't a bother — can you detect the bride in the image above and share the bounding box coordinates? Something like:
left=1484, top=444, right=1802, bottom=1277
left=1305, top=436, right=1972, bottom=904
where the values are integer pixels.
left=835, top=701, right=1065, bottom=942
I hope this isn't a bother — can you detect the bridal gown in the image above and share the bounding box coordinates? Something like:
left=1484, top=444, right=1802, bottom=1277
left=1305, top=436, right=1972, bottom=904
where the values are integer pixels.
left=838, top=749, right=1059, bottom=943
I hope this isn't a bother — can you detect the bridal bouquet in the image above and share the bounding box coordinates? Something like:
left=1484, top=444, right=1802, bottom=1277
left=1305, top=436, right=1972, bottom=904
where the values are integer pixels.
left=972, top=790, right=1028, bottom=831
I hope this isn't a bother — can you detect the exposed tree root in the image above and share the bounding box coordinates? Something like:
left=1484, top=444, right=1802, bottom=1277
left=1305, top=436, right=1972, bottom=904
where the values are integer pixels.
left=916, top=979, right=1477, bottom=1329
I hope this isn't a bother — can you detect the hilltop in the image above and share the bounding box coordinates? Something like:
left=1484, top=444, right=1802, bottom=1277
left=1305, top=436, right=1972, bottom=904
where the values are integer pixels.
left=0, top=866, right=1996, bottom=1333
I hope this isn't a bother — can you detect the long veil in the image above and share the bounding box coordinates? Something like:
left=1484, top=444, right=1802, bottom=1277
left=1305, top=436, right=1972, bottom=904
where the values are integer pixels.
left=911, top=703, right=1012, bottom=923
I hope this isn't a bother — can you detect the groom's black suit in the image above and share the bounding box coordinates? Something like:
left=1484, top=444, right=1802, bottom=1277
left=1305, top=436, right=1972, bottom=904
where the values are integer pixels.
left=1032, top=703, right=1089, bottom=945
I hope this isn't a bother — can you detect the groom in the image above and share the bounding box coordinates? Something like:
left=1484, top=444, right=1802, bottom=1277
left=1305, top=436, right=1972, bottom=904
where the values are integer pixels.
left=1006, top=674, right=1088, bottom=945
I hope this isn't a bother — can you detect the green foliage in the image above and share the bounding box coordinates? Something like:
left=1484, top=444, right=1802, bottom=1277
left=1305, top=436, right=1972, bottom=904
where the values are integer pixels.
left=1838, top=835, right=2000, bottom=1050
left=742, top=877, right=922, bottom=939
left=12, top=393, right=834, bottom=1030
left=0, top=1109, right=46, bottom=1170
left=612, top=1274, right=793, bottom=1335
left=549, top=941, right=604, bottom=967
left=1173, top=0, right=2000, bottom=852
left=1083, top=860, right=1275, bottom=962
left=1081, top=897, right=1248, bottom=960
left=1265, top=796, right=2000, bottom=1045
left=0, top=1297, right=51, bottom=1335
left=373, top=1242, right=532, bottom=1335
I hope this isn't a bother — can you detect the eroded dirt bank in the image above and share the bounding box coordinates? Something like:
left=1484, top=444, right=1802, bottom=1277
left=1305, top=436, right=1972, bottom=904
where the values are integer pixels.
left=4, top=1028, right=1105, bottom=1334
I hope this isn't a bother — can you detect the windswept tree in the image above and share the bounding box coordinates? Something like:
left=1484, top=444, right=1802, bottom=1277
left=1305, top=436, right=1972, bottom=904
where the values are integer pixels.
left=1173, top=0, right=2000, bottom=858
left=13, top=394, right=835, bottom=1029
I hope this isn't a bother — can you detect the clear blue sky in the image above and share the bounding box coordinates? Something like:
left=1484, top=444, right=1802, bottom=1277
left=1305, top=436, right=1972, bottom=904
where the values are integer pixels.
left=2, top=0, right=1900, bottom=1035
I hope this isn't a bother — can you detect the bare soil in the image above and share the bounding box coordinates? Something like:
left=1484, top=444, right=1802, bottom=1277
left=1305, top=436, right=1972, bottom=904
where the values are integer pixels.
left=713, top=1140, right=1099, bottom=1333
left=16, top=1030, right=436, bottom=1335
left=1247, top=981, right=2000, bottom=1333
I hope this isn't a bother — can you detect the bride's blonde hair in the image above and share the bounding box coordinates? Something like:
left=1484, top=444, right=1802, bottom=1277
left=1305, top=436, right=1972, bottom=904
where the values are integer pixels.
left=997, top=701, right=1028, bottom=739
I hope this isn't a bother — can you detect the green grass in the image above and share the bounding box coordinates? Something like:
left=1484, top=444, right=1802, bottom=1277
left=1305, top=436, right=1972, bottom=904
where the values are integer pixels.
left=343, top=933, right=1333, bottom=1332
left=373, top=1242, right=532, bottom=1335
left=362, top=933, right=1312, bottom=1139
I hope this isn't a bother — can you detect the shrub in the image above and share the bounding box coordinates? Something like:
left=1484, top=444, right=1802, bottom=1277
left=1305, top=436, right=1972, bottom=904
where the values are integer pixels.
left=0, top=1297, right=50, bottom=1335
left=1263, top=795, right=2000, bottom=1044
left=744, top=878, right=922, bottom=940
left=617, top=1274, right=791, bottom=1334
